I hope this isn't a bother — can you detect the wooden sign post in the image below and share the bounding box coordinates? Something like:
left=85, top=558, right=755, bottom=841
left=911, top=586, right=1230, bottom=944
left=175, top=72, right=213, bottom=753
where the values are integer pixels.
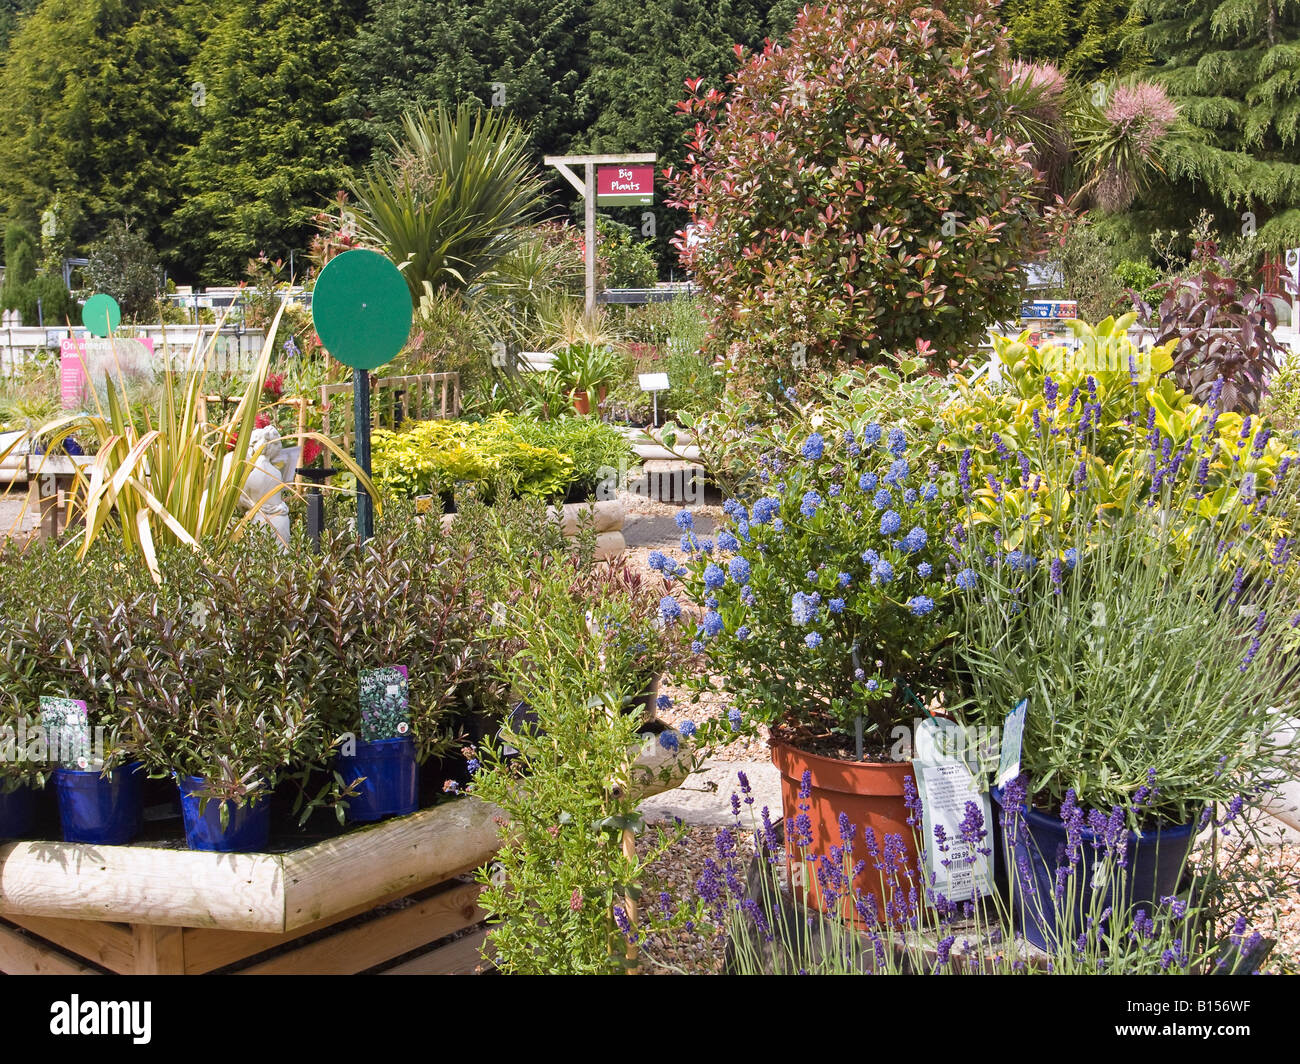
left=543, top=153, right=656, bottom=311
left=311, top=249, right=413, bottom=542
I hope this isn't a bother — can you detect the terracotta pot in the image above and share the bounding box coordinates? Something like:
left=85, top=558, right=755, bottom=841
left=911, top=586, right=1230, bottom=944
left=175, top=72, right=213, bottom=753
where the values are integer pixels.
left=572, top=391, right=591, bottom=415
left=771, top=741, right=921, bottom=925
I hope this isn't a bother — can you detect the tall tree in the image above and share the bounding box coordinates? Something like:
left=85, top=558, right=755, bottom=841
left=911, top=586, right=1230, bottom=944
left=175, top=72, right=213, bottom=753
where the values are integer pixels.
left=0, top=0, right=38, bottom=52
left=168, top=0, right=366, bottom=282
left=0, top=0, right=200, bottom=252
left=348, top=0, right=592, bottom=161
left=1140, top=0, right=1300, bottom=249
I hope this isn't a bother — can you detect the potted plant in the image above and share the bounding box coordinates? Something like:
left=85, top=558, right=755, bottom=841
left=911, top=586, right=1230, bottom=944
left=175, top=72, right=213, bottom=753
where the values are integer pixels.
left=672, top=424, right=960, bottom=919
left=553, top=342, right=622, bottom=415
left=336, top=666, right=419, bottom=822
left=952, top=373, right=1300, bottom=948
left=41, top=696, right=145, bottom=846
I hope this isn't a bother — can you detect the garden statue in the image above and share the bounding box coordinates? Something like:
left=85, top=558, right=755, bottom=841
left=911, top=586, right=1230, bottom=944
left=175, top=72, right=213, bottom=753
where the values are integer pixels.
left=239, top=425, right=298, bottom=544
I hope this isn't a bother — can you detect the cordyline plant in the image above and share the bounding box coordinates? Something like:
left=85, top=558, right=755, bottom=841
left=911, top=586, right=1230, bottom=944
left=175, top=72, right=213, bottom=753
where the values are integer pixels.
left=32, top=301, right=374, bottom=581
left=665, top=0, right=1039, bottom=386
left=951, top=373, right=1300, bottom=824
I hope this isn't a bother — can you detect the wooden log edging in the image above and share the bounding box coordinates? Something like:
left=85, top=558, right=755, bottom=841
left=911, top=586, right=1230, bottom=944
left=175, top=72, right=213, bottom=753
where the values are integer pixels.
left=0, top=797, right=503, bottom=934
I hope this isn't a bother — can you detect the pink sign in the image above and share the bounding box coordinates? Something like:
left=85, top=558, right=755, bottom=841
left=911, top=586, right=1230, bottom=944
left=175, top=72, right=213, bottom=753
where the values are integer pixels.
left=60, top=336, right=155, bottom=408
left=596, top=165, right=655, bottom=206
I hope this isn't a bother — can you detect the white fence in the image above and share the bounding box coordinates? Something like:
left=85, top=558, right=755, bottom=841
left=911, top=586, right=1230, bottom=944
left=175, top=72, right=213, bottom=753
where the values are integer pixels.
left=0, top=324, right=269, bottom=378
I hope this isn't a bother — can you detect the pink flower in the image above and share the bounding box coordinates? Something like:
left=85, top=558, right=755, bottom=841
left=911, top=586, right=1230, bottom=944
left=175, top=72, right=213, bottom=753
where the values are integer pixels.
left=1104, top=81, right=1178, bottom=155
left=569, top=888, right=583, bottom=912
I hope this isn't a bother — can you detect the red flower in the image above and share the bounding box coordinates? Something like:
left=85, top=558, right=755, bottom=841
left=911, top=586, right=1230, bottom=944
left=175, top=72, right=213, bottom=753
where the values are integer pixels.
left=301, top=438, right=323, bottom=465
left=263, top=374, right=284, bottom=400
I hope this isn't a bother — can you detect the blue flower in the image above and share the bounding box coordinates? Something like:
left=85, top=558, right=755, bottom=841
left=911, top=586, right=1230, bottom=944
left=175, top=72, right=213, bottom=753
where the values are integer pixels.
left=862, top=424, right=882, bottom=447
left=800, top=491, right=822, bottom=518
left=681, top=534, right=698, bottom=553
left=791, top=591, right=819, bottom=625
left=888, top=428, right=907, bottom=456
left=838, top=571, right=852, bottom=587
left=908, top=595, right=935, bottom=616
left=690, top=640, right=705, bottom=654
left=873, top=559, right=894, bottom=584
left=698, top=539, right=714, bottom=554
left=659, top=731, right=680, bottom=752
left=658, top=596, right=682, bottom=623
left=801, top=433, right=825, bottom=461
left=728, top=707, right=742, bottom=731
left=772, top=517, right=784, bottom=533
left=717, top=530, right=740, bottom=552
left=880, top=509, right=901, bottom=535
left=917, top=562, right=932, bottom=577
left=955, top=567, right=977, bottom=590
left=805, top=632, right=823, bottom=648
left=900, top=525, right=927, bottom=553
left=728, top=556, right=751, bottom=584
left=657, top=694, right=673, bottom=710
left=828, top=483, right=842, bottom=498
left=676, top=510, right=695, bottom=531
left=1064, top=548, right=1078, bottom=570
left=702, top=610, right=725, bottom=638
left=703, top=563, right=726, bottom=590
left=735, top=625, right=752, bottom=640
left=861, top=549, right=879, bottom=566
left=884, top=457, right=910, bottom=486
left=647, top=550, right=668, bottom=571
left=751, top=497, right=780, bottom=525
left=1006, top=550, right=1036, bottom=571
left=866, top=678, right=879, bottom=692
left=679, top=720, right=698, bottom=739
left=829, top=598, right=846, bottom=614
left=859, top=472, right=879, bottom=492
left=872, top=488, right=893, bottom=510
left=736, top=519, right=751, bottom=542
left=466, top=758, right=480, bottom=774
left=922, top=482, right=938, bottom=501
left=723, top=499, right=745, bottom=519
left=784, top=386, right=798, bottom=402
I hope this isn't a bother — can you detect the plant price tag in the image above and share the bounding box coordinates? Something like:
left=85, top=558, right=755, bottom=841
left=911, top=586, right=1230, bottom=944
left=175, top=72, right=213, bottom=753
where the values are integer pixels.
left=995, top=698, right=1028, bottom=788
left=912, top=718, right=993, bottom=903
left=359, top=665, right=410, bottom=742
left=39, top=695, right=92, bottom=769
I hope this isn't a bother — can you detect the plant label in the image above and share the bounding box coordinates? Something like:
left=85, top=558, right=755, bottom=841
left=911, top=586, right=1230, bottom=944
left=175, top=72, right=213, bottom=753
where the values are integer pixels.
left=995, top=697, right=1028, bottom=788
left=39, top=695, right=92, bottom=769
left=913, top=718, right=993, bottom=903
left=359, top=666, right=409, bottom=742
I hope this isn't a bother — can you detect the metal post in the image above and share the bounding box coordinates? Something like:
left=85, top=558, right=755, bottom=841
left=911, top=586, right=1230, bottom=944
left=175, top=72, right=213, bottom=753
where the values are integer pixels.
left=353, top=371, right=373, bottom=541
left=584, top=163, right=596, bottom=312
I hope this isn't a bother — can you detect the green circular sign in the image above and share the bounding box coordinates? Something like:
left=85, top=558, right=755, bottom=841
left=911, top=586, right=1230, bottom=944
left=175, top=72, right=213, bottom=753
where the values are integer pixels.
left=311, top=249, right=413, bottom=370
left=82, top=294, right=121, bottom=337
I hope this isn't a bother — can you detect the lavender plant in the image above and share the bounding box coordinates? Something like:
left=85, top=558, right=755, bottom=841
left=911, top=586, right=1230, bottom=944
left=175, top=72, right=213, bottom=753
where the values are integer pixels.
left=668, top=424, right=961, bottom=751
left=951, top=374, right=1300, bottom=823
left=641, top=771, right=1273, bottom=975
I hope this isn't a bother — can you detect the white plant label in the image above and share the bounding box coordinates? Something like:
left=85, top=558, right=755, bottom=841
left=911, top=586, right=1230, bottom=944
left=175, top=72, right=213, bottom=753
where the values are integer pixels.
left=996, top=697, right=1028, bottom=788
left=913, top=717, right=993, bottom=903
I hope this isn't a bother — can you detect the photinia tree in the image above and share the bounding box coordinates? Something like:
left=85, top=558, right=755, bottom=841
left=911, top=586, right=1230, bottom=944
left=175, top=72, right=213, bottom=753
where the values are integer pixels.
left=666, top=0, right=1041, bottom=385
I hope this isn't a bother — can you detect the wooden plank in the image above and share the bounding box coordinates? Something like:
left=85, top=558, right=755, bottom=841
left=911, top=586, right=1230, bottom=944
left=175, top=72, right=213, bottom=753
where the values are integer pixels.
left=2, top=914, right=135, bottom=973
left=180, top=862, right=485, bottom=973
left=0, top=921, right=102, bottom=975
left=236, top=881, right=485, bottom=975
left=380, top=928, right=490, bottom=975
left=132, top=923, right=185, bottom=974
left=280, top=798, right=500, bottom=932
left=0, top=842, right=285, bottom=932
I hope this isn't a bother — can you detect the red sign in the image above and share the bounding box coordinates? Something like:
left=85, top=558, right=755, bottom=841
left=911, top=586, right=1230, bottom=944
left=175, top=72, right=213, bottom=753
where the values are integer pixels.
left=596, top=165, right=654, bottom=206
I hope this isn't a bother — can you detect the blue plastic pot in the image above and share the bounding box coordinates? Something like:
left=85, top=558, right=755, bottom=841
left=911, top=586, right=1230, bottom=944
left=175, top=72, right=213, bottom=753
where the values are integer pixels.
left=992, top=785, right=1195, bottom=951
left=177, top=776, right=271, bottom=853
left=53, top=762, right=144, bottom=845
left=0, top=783, right=36, bottom=840
left=337, top=736, right=418, bottom=823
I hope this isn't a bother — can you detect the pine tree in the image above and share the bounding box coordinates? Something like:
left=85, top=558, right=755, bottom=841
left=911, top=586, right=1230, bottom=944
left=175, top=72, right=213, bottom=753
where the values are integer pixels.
left=1001, top=0, right=1077, bottom=65
left=1068, top=0, right=1148, bottom=80
left=168, top=0, right=366, bottom=282
left=1140, top=0, right=1300, bottom=248
left=0, top=0, right=200, bottom=252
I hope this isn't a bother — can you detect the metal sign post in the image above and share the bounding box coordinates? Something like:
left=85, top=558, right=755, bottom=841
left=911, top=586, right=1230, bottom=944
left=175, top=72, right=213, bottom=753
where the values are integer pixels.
left=311, top=249, right=413, bottom=542
left=543, top=153, right=656, bottom=311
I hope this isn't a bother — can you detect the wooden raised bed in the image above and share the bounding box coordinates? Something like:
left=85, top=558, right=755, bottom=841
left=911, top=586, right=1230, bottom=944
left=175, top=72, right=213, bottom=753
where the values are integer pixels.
left=0, top=797, right=500, bottom=975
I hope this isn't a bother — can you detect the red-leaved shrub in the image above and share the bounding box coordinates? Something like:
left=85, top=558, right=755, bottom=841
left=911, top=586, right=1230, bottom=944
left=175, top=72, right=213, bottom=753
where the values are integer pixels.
left=666, top=0, right=1040, bottom=385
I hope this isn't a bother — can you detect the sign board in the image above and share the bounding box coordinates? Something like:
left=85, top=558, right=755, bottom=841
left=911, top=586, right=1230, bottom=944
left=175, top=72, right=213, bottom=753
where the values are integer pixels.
left=638, top=372, right=669, bottom=392
left=60, top=337, right=155, bottom=409
left=597, top=165, right=654, bottom=206
left=1020, top=300, right=1078, bottom=320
